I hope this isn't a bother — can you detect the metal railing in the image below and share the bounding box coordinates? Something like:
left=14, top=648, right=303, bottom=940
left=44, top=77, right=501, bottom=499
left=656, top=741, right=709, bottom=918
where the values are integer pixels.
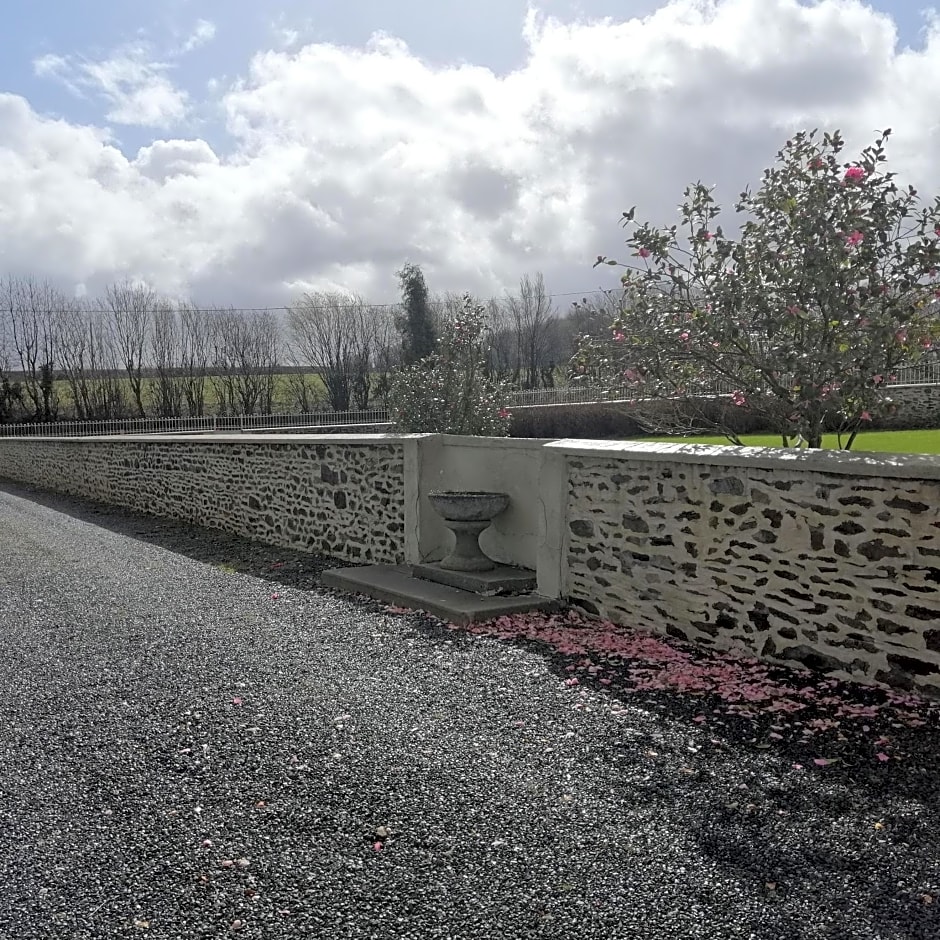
left=0, top=409, right=390, bottom=438
left=1, top=361, right=938, bottom=437
left=501, top=361, right=940, bottom=407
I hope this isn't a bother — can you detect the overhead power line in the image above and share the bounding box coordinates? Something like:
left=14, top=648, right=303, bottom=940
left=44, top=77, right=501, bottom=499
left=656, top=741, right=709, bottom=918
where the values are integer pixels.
left=0, top=288, right=621, bottom=319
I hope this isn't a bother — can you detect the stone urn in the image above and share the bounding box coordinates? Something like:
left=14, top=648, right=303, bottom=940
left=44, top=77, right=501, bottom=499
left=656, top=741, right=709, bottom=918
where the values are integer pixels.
left=428, top=491, right=510, bottom=572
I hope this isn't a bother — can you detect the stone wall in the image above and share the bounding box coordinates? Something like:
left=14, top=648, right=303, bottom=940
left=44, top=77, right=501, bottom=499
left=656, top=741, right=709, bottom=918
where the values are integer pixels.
left=3, top=432, right=939, bottom=694
left=0, top=435, right=408, bottom=564
left=551, top=441, right=940, bottom=695
left=878, top=383, right=940, bottom=430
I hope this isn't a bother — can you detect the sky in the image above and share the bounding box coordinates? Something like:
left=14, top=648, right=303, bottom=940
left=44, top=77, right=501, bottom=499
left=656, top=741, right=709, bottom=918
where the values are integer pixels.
left=0, top=0, right=938, bottom=308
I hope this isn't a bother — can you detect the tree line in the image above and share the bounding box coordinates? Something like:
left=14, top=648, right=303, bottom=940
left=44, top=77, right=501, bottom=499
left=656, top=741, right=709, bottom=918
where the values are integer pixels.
left=0, top=267, right=609, bottom=424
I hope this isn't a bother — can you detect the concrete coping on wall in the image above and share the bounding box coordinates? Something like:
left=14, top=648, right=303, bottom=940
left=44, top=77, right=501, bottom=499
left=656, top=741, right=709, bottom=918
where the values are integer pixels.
left=545, top=439, right=940, bottom=481
left=435, top=434, right=555, bottom=448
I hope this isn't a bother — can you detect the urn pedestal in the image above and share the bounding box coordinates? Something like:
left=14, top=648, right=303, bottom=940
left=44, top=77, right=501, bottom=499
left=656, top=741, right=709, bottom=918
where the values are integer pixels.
left=427, top=491, right=510, bottom=572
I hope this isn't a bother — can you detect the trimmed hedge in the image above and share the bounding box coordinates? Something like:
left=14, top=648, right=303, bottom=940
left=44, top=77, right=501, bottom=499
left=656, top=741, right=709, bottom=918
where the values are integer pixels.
left=508, top=399, right=770, bottom=440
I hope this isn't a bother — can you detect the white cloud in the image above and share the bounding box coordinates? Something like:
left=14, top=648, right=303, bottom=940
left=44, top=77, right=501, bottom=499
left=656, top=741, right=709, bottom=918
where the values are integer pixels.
left=180, top=19, right=217, bottom=54
left=33, top=43, right=189, bottom=128
left=133, top=138, right=220, bottom=182
left=8, top=0, right=940, bottom=307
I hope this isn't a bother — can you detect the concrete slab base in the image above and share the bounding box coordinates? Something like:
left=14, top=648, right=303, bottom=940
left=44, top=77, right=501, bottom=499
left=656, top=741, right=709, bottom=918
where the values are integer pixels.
left=410, top=563, right=537, bottom=594
left=322, top=564, right=557, bottom=625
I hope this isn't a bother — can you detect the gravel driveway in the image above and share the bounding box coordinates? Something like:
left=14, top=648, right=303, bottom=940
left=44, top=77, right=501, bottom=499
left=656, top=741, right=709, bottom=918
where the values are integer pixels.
left=1, top=481, right=938, bottom=940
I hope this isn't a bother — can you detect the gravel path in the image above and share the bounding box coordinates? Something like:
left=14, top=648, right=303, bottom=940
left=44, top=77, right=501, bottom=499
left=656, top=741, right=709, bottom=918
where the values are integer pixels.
left=1, top=481, right=938, bottom=940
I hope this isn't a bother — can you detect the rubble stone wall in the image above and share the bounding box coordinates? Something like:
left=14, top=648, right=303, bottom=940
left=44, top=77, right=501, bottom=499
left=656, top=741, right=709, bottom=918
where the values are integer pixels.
left=554, top=441, right=940, bottom=695
left=0, top=435, right=407, bottom=563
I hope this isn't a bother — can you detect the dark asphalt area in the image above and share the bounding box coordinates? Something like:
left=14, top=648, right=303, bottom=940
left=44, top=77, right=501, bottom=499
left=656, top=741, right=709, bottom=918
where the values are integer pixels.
left=0, top=481, right=938, bottom=940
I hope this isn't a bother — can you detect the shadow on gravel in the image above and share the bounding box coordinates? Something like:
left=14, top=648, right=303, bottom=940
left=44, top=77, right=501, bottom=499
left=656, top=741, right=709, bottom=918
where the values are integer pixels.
left=0, top=481, right=344, bottom=591
left=4, top=481, right=939, bottom=939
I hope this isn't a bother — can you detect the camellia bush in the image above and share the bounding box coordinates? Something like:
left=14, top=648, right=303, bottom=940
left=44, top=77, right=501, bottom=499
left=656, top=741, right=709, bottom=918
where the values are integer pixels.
left=573, top=129, right=940, bottom=448
left=389, top=293, right=512, bottom=436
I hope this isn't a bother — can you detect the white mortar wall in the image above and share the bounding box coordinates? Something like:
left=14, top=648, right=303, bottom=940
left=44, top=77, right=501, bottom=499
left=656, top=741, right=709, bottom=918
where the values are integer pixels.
left=419, top=436, right=551, bottom=570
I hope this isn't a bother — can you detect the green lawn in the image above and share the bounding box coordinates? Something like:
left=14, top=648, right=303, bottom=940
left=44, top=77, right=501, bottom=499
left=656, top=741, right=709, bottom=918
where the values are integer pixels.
left=634, top=429, right=940, bottom=455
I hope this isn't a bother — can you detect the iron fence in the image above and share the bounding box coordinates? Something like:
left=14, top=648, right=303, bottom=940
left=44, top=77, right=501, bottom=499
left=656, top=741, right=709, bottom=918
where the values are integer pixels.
left=1, top=362, right=938, bottom=437
left=502, top=361, right=940, bottom=407
left=0, top=409, right=390, bottom=438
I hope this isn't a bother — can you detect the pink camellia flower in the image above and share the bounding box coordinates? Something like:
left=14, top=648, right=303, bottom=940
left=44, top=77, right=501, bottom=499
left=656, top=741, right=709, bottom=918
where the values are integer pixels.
left=934, top=226, right=940, bottom=237
left=679, top=331, right=690, bottom=342
left=845, top=230, right=864, bottom=247
left=809, top=157, right=825, bottom=171
left=613, top=331, right=626, bottom=342
left=860, top=411, right=872, bottom=421
left=498, top=408, right=510, bottom=419
left=895, top=329, right=908, bottom=343
left=844, top=166, right=866, bottom=183
left=872, top=374, right=884, bottom=385
left=730, top=390, right=746, bottom=407
left=786, top=305, right=801, bottom=317
left=701, top=231, right=713, bottom=241
left=623, top=368, right=640, bottom=383
left=637, top=247, right=651, bottom=259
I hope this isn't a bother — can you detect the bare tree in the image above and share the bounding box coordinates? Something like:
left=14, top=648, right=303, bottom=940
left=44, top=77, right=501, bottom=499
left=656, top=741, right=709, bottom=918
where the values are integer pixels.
left=253, top=311, right=281, bottom=414
left=371, top=307, right=400, bottom=408
left=150, top=302, right=184, bottom=417
left=429, top=291, right=463, bottom=330
left=485, top=296, right=516, bottom=383
left=502, top=272, right=556, bottom=389
left=288, top=292, right=376, bottom=412
left=57, top=301, right=128, bottom=419
left=56, top=298, right=93, bottom=419
left=105, top=281, right=155, bottom=417
left=209, top=309, right=280, bottom=415
left=1, top=276, right=65, bottom=422
left=178, top=302, right=212, bottom=417
left=283, top=369, right=325, bottom=413
left=553, top=290, right=623, bottom=371
left=0, top=299, right=24, bottom=422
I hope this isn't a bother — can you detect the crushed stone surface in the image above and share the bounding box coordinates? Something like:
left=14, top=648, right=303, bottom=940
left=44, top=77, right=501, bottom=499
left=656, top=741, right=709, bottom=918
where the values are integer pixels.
left=0, top=481, right=938, bottom=940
